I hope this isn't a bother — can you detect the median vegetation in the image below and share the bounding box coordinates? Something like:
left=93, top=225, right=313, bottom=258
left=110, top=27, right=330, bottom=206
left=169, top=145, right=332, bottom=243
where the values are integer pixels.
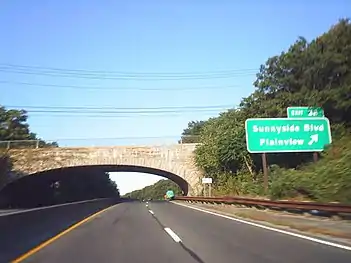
left=180, top=19, right=351, bottom=203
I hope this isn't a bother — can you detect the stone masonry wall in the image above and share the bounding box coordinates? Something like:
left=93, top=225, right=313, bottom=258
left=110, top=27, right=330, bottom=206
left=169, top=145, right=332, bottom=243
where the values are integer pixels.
left=7, top=144, right=203, bottom=196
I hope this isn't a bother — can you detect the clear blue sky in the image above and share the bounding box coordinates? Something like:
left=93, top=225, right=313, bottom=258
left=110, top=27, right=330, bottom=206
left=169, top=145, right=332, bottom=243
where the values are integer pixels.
left=0, top=1, right=349, bottom=194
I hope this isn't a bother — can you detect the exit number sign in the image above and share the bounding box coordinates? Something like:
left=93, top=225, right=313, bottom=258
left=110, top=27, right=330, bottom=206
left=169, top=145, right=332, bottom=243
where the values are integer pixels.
left=287, top=107, right=324, bottom=118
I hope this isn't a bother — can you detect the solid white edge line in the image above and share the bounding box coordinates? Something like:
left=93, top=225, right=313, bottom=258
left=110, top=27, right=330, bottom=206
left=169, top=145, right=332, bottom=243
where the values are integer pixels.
left=173, top=202, right=351, bottom=251
left=164, top=227, right=182, bottom=243
left=149, top=210, right=154, bottom=215
left=0, top=198, right=110, bottom=217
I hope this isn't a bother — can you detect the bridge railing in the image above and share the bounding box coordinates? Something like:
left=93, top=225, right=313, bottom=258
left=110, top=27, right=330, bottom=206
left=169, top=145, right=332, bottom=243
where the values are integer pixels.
left=0, top=140, right=42, bottom=149
left=0, top=135, right=201, bottom=149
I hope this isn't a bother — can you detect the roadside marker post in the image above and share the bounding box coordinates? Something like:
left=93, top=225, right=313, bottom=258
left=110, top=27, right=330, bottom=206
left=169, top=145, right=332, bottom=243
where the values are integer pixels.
left=202, top=178, right=213, bottom=197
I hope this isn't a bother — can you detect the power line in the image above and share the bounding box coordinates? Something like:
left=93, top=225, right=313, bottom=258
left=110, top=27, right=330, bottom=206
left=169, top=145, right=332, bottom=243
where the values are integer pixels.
left=5, top=104, right=233, bottom=110
left=0, top=63, right=258, bottom=76
left=24, top=108, right=230, bottom=118
left=0, top=68, right=256, bottom=80
left=26, top=111, right=223, bottom=118
left=0, top=80, right=240, bottom=91
left=0, top=64, right=257, bottom=80
left=5, top=104, right=235, bottom=118
left=26, top=109, right=226, bottom=114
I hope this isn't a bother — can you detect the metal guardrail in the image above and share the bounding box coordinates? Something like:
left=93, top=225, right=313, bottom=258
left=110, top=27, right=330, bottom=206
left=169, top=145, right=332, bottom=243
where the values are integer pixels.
left=175, top=196, right=351, bottom=215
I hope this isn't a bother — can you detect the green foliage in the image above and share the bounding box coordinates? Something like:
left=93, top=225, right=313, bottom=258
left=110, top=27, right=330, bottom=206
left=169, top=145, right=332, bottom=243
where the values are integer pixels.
left=55, top=171, right=120, bottom=202
left=124, top=179, right=182, bottom=200
left=0, top=106, right=58, bottom=190
left=181, top=19, right=351, bottom=202
left=0, top=107, right=31, bottom=141
left=270, top=134, right=351, bottom=203
left=0, top=106, right=58, bottom=148
left=0, top=106, right=120, bottom=207
left=179, top=121, right=206, bottom=143
left=212, top=171, right=264, bottom=197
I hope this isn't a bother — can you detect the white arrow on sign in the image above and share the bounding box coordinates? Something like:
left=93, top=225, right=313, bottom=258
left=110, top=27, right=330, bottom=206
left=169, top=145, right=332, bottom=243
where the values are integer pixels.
left=308, top=134, right=319, bottom=145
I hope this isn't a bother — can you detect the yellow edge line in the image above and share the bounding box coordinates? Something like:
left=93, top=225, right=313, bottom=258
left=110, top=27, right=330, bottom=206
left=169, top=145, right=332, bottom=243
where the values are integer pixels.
left=11, top=203, right=118, bottom=263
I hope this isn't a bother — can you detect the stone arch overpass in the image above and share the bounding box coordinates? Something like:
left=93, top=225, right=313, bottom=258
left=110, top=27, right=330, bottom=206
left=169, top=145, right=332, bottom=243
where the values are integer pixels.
left=5, top=143, right=203, bottom=196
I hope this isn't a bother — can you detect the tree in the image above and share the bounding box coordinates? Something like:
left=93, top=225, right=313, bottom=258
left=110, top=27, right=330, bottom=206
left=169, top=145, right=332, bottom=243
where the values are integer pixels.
left=179, top=120, right=206, bottom=143
left=0, top=106, right=58, bottom=148
left=0, top=107, right=31, bottom=141
left=0, top=106, right=58, bottom=194
left=124, top=179, right=182, bottom=200
left=0, top=169, right=120, bottom=208
left=250, top=19, right=351, bottom=126
left=182, top=18, right=351, bottom=199
left=0, top=108, right=120, bottom=208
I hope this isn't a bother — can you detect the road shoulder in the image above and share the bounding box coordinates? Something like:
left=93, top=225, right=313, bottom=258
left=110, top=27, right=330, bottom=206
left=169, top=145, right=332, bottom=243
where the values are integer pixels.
left=173, top=201, right=351, bottom=247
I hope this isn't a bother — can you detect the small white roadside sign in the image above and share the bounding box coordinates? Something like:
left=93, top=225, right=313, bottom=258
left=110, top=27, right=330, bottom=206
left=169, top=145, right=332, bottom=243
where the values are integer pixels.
left=202, top=178, right=212, bottom=184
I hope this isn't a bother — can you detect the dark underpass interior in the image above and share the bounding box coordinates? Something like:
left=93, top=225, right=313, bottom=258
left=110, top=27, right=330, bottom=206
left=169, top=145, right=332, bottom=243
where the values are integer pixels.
left=0, top=165, right=188, bottom=208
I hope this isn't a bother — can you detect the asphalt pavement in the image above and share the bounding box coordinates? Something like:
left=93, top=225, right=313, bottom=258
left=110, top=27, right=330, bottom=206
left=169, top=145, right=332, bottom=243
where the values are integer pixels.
left=14, top=201, right=351, bottom=263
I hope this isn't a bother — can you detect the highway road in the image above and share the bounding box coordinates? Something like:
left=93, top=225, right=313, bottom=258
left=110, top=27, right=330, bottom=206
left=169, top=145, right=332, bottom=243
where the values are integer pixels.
left=12, top=201, right=351, bottom=263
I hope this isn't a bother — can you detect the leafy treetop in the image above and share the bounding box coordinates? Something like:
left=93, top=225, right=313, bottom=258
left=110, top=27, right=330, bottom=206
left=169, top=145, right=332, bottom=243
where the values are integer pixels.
left=179, top=18, right=351, bottom=199
left=0, top=106, right=58, bottom=148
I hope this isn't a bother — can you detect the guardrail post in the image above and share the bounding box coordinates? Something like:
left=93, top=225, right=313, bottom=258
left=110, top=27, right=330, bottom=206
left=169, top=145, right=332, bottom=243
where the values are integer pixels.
left=35, top=140, right=39, bottom=149
left=6, top=141, right=10, bottom=149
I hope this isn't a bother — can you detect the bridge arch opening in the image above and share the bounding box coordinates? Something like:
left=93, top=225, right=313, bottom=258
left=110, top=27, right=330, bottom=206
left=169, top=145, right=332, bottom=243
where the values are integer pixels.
left=30, top=165, right=189, bottom=195
left=0, top=164, right=189, bottom=208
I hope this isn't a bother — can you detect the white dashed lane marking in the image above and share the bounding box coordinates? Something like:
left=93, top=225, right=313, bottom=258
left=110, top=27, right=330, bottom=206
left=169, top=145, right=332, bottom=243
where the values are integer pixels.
left=164, top=227, right=182, bottom=243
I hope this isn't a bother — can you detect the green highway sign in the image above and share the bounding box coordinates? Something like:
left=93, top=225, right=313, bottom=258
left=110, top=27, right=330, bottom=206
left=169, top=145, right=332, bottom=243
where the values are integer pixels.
left=287, top=106, right=324, bottom=118
left=245, top=118, right=332, bottom=153
left=166, top=190, right=175, bottom=198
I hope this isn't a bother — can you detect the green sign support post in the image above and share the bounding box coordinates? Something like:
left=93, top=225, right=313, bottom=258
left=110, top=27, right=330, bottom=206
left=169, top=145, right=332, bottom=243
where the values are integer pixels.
left=245, top=117, right=332, bottom=193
